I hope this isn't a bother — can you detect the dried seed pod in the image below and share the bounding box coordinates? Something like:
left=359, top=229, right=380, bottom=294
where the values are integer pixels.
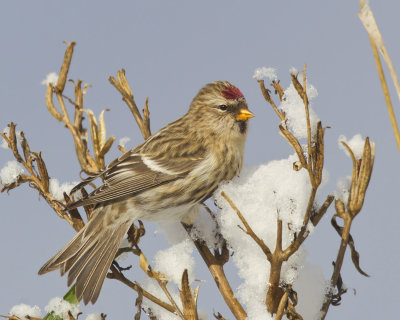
left=33, top=152, right=50, bottom=192
left=99, top=136, right=115, bottom=159
left=9, top=123, right=23, bottom=163
left=20, top=131, right=32, bottom=166
left=98, top=108, right=110, bottom=150
left=179, top=269, right=199, bottom=320
left=56, top=41, right=75, bottom=92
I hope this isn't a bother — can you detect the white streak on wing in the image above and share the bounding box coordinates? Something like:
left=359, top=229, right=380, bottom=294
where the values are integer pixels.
left=141, top=155, right=177, bottom=175
left=189, top=153, right=215, bottom=181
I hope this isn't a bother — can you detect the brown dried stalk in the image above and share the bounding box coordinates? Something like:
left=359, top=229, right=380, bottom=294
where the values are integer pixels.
left=182, top=222, right=247, bottom=320
left=221, top=191, right=272, bottom=260
left=0, top=315, right=43, bottom=320
left=319, top=138, right=374, bottom=320
left=109, top=70, right=151, bottom=140
left=134, top=286, right=143, bottom=320
left=107, top=265, right=175, bottom=314
left=138, top=249, right=185, bottom=319
left=359, top=1, right=400, bottom=151
left=179, top=269, right=199, bottom=320
left=251, top=67, right=334, bottom=314
left=0, top=123, right=77, bottom=230
left=46, top=41, right=115, bottom=174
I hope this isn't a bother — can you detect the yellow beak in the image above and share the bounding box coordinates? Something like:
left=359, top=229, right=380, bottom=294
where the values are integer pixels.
left=236, top=108, right=255, bottom=120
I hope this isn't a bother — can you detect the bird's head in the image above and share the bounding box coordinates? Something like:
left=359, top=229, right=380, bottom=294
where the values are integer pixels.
left=188, top=81, right=254, bottom=136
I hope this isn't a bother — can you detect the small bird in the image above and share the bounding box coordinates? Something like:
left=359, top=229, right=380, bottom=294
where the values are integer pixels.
left=38, top=81, right=254, bottom=304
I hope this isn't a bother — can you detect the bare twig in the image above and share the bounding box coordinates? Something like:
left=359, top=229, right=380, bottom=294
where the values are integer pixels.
left=257, top=80, right=285, bottom=121
left=256, top=67, right=334, bottom=314
left=221, top=191, right=273, bottom=261
left=134, top=286, right=143, bottom=320
left=108, top=265, right=175, bottom=314
left=319, top=138, right=374, bottom=319
left=109, top=70, right=151, bottom=140
left=0, top=124, right=76, bottom=229
left=311, top=195, right=335, bottom=227
left=137, top=249, right=184, bottom=318
left=182, top=223, right=247, bottom=320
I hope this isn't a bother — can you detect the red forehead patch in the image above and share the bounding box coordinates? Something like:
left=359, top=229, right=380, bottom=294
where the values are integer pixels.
left=221, top=85, right=244, bottom=100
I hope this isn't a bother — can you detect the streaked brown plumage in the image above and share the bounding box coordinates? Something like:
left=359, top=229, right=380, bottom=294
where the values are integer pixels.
left=38, top=81, right=254, bottom=304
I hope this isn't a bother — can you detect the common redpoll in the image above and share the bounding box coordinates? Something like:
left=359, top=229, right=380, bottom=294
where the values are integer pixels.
left=38, top=81, right=254, bottom=304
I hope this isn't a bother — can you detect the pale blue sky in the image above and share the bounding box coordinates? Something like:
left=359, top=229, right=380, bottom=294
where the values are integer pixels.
left=1, top=1, right=399, bottom=319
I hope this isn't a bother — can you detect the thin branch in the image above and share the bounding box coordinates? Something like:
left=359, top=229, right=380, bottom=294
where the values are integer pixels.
left=108, top=265, right=175, bottom=314
left=0, top=125, right=75, bottom=229
left=319, top=214, right=352, bottom=319
left=311, top=195, right=335, bottom=226
left=282, top=188, right=317, bottom=260
left=109, top=70, right=151, bottom=139
left=290, top=70, right=315, bottom=186
left=257, top=80, right=285, bottom=121
left=221, top=191, right=273, bottom=261
left=134, top=286, right=143, bottom=320
left=157, top=280, right=185, bottom=319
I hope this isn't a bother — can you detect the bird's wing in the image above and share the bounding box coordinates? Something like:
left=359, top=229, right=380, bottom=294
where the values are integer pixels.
left=66, top=147, right=205, bottom=210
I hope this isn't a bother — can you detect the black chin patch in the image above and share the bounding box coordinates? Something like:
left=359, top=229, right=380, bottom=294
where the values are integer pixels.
left=238, top=120, right=247, bottom=134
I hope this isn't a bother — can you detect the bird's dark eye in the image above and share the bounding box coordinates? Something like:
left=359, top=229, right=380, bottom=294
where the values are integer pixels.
left=219, top=105, right=228, bottom=111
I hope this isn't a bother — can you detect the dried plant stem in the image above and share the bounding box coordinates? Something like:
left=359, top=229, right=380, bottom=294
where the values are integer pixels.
left=180, top=269, right=199, bottom=320
left=360, top=1, right=400, bottom=104
left=257, top=80, right=285, bottom=121
left=182, top=223, right=247, bottom=320
left=311, top=195, right=335, bottom=226
left=369, top=37, right=400, bottom=150
left=319, top=216, right=352, bottom=319
left=108, top=265, right=175, bottom=313
left=359, top=1, right=400, bottom=151
left=243, top=69, right=334, bottom=315
left=320, top=139, right=374, bottom=319
left=221, top=191, right=272, bottom=260
left=45, top=42, right=114, bottom=175
left=109, top=70, right=151, bottom=140
left=283, top=188, right=317, bottom=258
left=221, top=191, right=286, bottom=313
left=275, top=289, right=290, bottom=320
left=156, top=279, right=185, bottom=319
left=0, top=127, right=75, bottom=229
left=302, top=64, right=313, bottom=173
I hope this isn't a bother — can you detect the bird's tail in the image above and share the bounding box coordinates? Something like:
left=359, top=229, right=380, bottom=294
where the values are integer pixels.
left=38, top=204, right=133, bottom=304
